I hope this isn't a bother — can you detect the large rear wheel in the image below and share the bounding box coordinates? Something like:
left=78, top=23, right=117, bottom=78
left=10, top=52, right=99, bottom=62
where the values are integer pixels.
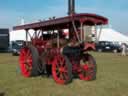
left=78, top=54, right=96, bottom=81
left=52, top=54, right=72, bottom=84
left=19, top=45, right=40, bottom=77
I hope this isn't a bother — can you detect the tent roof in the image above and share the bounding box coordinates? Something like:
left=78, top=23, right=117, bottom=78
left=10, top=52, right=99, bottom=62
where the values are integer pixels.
left=97, top=28, right=128, bottom=42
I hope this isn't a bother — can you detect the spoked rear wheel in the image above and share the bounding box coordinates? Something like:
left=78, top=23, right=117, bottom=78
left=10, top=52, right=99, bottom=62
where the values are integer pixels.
left=78, top=54, right=96, bottom=81
left=19, top=45, right=40, bottom=77
left=52, top=54, right=72, bottom=84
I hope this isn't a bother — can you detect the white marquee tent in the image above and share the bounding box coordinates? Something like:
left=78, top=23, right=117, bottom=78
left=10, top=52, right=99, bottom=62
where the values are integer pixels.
left=10, top=30, right=26, bottom=41
left=10, top=28, right=128, bottom=44
left=96, top=28, right=128, bottom=44
left=10, top=29, right=35, bottom=41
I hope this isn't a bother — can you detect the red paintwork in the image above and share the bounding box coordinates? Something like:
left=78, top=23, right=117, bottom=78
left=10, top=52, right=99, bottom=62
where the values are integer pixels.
left=79, top=64, right=94, bottom=80
left=14, top=12, right=108, bottom=84
left=84, top=42, right=96, bottom=50
left=13, top=13, right=108, bottom=31
left=19, top=48, right=32, bottom=77
left=52, top=54, right=69, bottom=84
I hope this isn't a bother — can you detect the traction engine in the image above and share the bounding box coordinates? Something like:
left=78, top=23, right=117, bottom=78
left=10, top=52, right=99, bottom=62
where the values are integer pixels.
left=13, top=0, right=108, bottom=84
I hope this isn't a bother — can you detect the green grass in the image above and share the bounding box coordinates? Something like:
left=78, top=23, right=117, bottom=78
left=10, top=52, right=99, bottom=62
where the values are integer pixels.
left=0, top=52, right=128, bottom=96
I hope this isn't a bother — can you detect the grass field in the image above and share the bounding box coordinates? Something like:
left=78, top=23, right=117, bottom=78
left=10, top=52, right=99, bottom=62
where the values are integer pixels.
left=0, top=52, right=128, bottom=96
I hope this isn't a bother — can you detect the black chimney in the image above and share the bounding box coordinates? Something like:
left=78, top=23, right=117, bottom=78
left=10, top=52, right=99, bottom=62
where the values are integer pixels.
left=68, top=0, right=75, bottom=15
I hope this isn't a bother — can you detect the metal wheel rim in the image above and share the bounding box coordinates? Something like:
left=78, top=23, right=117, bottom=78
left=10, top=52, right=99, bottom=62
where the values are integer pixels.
left=52, top=55, right=69, bottom=84
left=19, top=48, right=32, bottom=77
left=79, top=55, right=96, bottom=80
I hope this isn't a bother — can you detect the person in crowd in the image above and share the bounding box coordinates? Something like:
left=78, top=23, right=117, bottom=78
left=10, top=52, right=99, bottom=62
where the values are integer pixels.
left=121, top=43, right=127, bottom=56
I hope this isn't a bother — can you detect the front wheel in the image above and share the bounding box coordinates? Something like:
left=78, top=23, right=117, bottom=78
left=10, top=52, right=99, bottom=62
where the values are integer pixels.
left=52, top=54, right=72, bottom=84
left=19, top=45, right=40, bottom=77
left=78, top=54, right=97, bottom=81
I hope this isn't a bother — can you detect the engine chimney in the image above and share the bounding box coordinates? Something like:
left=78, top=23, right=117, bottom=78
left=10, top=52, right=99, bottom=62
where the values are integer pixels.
left=68, top=0, right=75, bottom=15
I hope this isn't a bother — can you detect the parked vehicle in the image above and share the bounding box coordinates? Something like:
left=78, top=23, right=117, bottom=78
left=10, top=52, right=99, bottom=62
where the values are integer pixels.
left=11, top=40, right=24, bottom=55
left=96, top=41, right=121, bottom=53
left=0, top=29, right=9, bottom=52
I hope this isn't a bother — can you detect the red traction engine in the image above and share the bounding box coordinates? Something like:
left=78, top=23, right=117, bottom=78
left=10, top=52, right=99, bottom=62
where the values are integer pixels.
left=13, top=13, right=108, bottom=84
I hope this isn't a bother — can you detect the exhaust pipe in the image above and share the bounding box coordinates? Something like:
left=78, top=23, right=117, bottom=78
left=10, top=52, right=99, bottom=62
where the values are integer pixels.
left=68, top=0, right=75, bottom=15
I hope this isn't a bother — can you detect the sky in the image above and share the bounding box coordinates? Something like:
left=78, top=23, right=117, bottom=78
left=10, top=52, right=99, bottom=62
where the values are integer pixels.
left=0, top=0, right=128, bottom=34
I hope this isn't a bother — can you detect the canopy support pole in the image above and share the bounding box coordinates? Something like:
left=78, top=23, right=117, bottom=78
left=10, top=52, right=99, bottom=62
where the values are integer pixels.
left=94, top=24, right=98, bottom=43
left=97, top=25, right=103, bottom=42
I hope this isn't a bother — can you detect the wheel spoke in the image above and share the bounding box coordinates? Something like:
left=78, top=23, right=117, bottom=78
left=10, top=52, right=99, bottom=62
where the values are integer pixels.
left=79, top=54, right=96, bottom=81
left=27, top=55, right=32, bottom=60
left=20, top=59, right=25, bottom=64
left=26, top=50, right=31, bottom=59
left=24, top=64, right=32, bottom=72
left=61, top=61, right=66, bottom=67
left=26, top=49, right=30, bottom=55
left=22, top=49, right=26, bottom=56
left=62, top=72, right=69, bottom=80
left=56, top=63, right=61, bottom=71
left=27, top=58, right=32, bottom=64
left=56, top=70, right=60, bottom=76
left=52, top=54, right=72, bottom=84
left=19, top=47, right=34, bottom=77
left=55, top=66, right=60, bottom=74
left=87, top=70, right=94, bottom=75
left=59, top=73, right=64, bottom=80
left=59, top=56, right=65, bottom=67
left=63, top=66, right=68, bottom=73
